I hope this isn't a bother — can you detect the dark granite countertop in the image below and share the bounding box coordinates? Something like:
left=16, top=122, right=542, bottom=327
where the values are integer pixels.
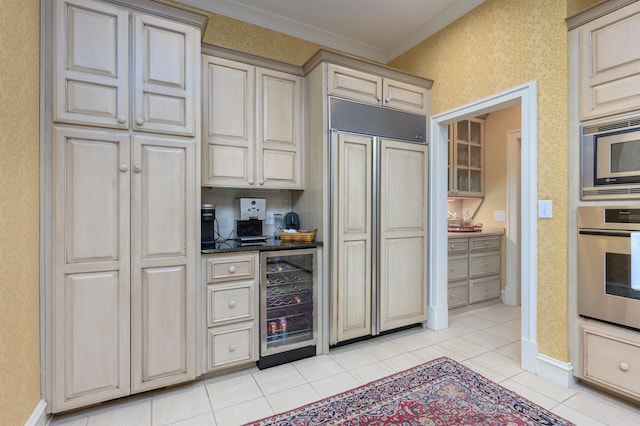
left=201, top=237, right=322, bottom=254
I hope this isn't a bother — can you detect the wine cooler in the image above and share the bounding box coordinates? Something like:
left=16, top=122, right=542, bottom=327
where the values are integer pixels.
left=258, top=248, right=318, bottom=369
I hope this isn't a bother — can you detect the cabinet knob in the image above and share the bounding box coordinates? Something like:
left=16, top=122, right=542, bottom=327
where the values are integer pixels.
left=385, top=97, right=391, bottom=103
left=484, top=262, right=489, bottom=267
left=228, top=300, right=236, bottom=308
left=133, top=165, right=142, bottom=173
left=119, top=164, right=128, bottom=172
left=449, top=267, right=454, bottom=272
left=450, top=244, right=455, bottom=249
left=484, top=241, right=489, bottom=246
left=229, top=345, right=236, bottom=352
left=228, top=265, right=236, bottom=273
left=450, top=294, right=455, bottom=299
left=135, top=117, right=144, bottom=126
left=117, top=114, right=126, bottom=124
left=258, top=179, right=264, bottom=186
left=620, top=362, right=630, bottom=372
left=248, top=178, right=254, bottom=185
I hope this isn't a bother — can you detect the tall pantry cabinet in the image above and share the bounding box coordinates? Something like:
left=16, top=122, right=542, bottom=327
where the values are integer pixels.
left=44, top=0, right=207, bottom=412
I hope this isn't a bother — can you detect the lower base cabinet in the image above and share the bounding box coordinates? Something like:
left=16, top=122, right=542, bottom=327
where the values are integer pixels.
left=581, top=323, right=640, bottom=402
left=448, top=234, right=501, bottom=309
left=204, top=252, right=259, bottom=372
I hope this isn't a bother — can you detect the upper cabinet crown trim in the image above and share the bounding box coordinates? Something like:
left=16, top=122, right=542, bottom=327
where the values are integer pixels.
left=106, top=0, right=209, bottom=32
left=201, top=43, right=304, bottom=76
left=303, top=49, right=433, bottom=89
left=566, top=0, right=638, bottom=29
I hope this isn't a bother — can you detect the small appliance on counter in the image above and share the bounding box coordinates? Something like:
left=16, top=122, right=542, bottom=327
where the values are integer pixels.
left=284, top=211, right=300, bottom=230
left=201, top=204, right=216, bottom=250
left=236, top=198, right=267, bottom=246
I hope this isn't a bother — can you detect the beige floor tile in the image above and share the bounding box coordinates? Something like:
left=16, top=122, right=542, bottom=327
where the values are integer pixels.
left=251, top=363, right=307, bottom=395
left=509, top=371, right=579, bottom=402
left=494, top=341, right=520, bottom=361
left=264, top=383, right=322, bottom=414
left=167, top=412, right=216, bottom=426
left=360, top=337, right=408, bottom=359
left=213, top=398, right=272, bottom=426
left=412, top=344, right=466, bottom=363
left=551, top=404, right=607, bottom=426
left=205, top=372, right=263, bottom=410
left=348, top=361, right=396, bottom=384
left=468, top=351, right=523, bottom=378
left=292, top=354, right=345, bottom=382
left=449, top=313, right=498, bottom=330
left=310, top=372, right=362, bottom=399
left=460, top=359, right=509, bottom=384
left=500, top=379, right=559, bottom=410
left=87, top=397, right=151, bottom=426
left=381, top=352, right=424, bottom=372
left=463, top=328, right=513, bottom=350
left=483, top=323, right=520, bottom=342
left=382, top=329, right=434, bottom=352
left=328, top=343, right=380, bottom=370
left=51, top=413, right=90, bottom=426
left=438, top=336, right=491, bottom=359
left=562, top=389, right=640, bottom=426
left=152, top=382, right=212, bottom=426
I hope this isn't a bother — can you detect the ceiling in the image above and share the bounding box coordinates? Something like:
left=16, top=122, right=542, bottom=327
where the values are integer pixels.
left=180, top=0, right=485, bottom=63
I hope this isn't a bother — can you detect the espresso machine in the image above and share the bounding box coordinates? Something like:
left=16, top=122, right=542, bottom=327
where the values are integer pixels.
left=201, top=204, right=216, bottom=250
left=236, top=198, right=267, bottom=246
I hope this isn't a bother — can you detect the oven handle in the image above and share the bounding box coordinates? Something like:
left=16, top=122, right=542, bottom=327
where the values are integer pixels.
left=633, top=232, right=640, bottom=290
left=578, top=230, right=632, bottom=237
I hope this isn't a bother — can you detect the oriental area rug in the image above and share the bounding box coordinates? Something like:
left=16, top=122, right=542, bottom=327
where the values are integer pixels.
left=244, top=356, right=574, bottom=426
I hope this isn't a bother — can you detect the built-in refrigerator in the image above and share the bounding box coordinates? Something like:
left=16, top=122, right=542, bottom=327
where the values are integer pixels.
left=329, top=98, right=429, bottom=344
left=258, top=248, right=318, bottom=369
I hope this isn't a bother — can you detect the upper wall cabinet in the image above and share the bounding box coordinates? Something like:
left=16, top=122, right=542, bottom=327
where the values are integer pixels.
left=577, top=0, right=640, bottom=120
left=448, top=118, right=485, bottom=197
left=328, top=64, right=429, bottom=115
left=54, top=0, right=198, bottom=136
left=202, top=48, right=304, bottom=189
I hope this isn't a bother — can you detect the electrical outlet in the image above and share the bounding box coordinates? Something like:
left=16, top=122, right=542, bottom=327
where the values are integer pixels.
left=265, top=211, right=275, bottom=225
left=494, top=210, right=506, bottom=222
left=538, top=200, right=552, bottom=218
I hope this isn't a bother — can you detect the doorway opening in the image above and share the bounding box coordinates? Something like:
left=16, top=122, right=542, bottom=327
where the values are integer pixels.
left=428, top=82, right=538, bottom=372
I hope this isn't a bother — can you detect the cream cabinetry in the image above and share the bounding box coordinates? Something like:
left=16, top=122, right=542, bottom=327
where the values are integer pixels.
left=204, top=252, right=259, bottom=371
left=54, top=0, right=198, bottom=136
left=447, top=234, right=501, bottom=309
left=581, top=323, right=640, bottom=401
left=328, top=64, right=428, bottom=115
left=577, top=1, right=640, bottom=120
left=52, top=127, right=197, bottom=411
left=448, top=118, right=485, bottom=197
left=202, top=50, right=303, bottom=189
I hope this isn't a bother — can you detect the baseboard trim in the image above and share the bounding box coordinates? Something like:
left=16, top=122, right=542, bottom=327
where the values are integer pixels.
left=521, top=338, right=538, bottom=372
left=25, top=399, right=47, bottom=426
left=536, top=353, right=576, bottom=388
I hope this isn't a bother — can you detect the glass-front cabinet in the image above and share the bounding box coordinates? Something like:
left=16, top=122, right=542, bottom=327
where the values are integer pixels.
left=449, top=118, right=485, bottom=196
left=259, top=248, right=317, bottom=368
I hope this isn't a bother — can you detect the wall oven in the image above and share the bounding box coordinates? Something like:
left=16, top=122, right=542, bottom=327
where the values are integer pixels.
left=578, top=206, right=640, bottom=330
left=581, top=116, right=640, bottom=200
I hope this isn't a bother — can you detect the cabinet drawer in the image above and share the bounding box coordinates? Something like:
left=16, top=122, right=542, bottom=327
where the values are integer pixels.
left=448, top=283, right=468, bottom=309
left=448, top=257, right=468, bottom=281
left=469, top=276, right=500, bottom=304
left=327, top=64, right=382, bottom=106
left=448, top=238, right=468, bottom=254
left=469, top=236, right=500, bottom=251
left=582, top=325, right=640, bottom=399
left=207, top=254, right=255, bottom=283
left=207, top=322, right=256, bottom=371
left=469, top=252, right=500, bottom=277
left=207, top=281, right=254, bottom=326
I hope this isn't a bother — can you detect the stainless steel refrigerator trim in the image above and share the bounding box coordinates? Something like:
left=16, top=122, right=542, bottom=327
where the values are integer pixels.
left=259, top=248, right=318, bottom=356
left=371, top=136, right=380, bottom=336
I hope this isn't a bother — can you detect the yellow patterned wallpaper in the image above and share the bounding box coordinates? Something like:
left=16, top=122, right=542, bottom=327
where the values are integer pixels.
left=390, top=0, right=572, bottom=361
left=0, top=0, right=41, bottom=424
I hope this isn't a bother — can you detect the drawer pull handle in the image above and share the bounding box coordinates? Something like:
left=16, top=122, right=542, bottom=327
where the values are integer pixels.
left=229, top=345, right=236, bottom=352
left=228, top=265, right=236, bottom=273
left=449, top=267, right=454, bottom=272
left=450, top=294, right=455, bottom=299
left=620, top=362, right=630, bottom=372
left=228, top=300, right=236, bottom=308
left=484, top=241, right=489, bottom=246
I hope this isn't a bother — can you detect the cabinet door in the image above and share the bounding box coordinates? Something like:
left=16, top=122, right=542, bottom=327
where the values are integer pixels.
left=451, top=118, right=484, bottom=196
left=52, top=128, right=131, bottom=412
left=130, top=135, right=196, bottom=392
left=328, top=64, right=382, bottom=106
left=133, top=14, right=198, bottom=136
left=383, top=78, right=428, bottom=115
left=256, top=68, right=303, bottom=189
left=379, top=139, right=428, bottom=331
left=580, top=1, right=640, bottom=120
left=54, top=0, right=129, bottom=129
left=202, top=56, right=255, bottom=187
left=333, top=133, right=373, bottom=342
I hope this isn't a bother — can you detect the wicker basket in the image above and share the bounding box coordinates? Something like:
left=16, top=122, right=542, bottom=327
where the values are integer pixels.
left=279, top=228, right=317, bottom=243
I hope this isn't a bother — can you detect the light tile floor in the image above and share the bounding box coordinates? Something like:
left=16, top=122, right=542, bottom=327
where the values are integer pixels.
left=51, top=304, right=640, bottom=425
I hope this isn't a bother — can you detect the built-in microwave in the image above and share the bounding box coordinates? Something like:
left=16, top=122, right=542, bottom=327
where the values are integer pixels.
left=581, top=115, right=640, bottom=200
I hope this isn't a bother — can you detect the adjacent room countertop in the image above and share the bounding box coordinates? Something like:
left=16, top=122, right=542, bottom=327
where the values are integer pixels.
left=447, top=227, right=505, bottom=238
left=201, top=237, right=322, bottom=254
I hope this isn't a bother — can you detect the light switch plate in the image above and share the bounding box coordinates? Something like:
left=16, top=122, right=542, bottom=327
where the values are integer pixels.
left=538, top=200, right=552, bottom=218
left=494, top=210, right=506, bottom=222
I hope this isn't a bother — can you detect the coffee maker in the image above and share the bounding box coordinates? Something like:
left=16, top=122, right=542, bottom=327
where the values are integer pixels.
left=236, top=198, right=267, bottom=246
left=201, top=204, right=216, bottom=250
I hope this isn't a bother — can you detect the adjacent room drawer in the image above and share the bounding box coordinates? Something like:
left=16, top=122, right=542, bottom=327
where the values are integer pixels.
left=448, top=256, right=468, bottom=281
left=469, top=252, right=500, bottom=277
left=581, top=324, right=640, bottom=400
left=448, top=238, right=468, bottom=254
left=206, top=253, right=256, bottom=283
left=469, top=236, right=500, bottom=251
left=448, top=281, right=469, bottom=309
left=207, top=322, right=256, bottom=371
left=469, top=276, right=500, bottom=304
left=207, top=281, right=254, bottom=327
